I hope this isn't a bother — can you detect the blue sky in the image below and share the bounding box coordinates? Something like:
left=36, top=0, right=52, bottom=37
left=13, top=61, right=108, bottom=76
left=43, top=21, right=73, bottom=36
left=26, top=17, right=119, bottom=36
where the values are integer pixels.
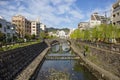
left=0, top=0, right=116, bottom=29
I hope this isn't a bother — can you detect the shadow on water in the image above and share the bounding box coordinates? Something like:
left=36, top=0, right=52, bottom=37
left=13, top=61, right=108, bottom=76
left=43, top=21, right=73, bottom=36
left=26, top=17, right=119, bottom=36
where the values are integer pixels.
left=35, top=41, right=98, bottom=80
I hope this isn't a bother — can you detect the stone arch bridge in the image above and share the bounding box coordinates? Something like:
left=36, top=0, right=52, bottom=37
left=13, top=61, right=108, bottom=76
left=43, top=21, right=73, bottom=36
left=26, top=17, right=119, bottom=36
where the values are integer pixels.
left=45, top=38, right=71, bottom=46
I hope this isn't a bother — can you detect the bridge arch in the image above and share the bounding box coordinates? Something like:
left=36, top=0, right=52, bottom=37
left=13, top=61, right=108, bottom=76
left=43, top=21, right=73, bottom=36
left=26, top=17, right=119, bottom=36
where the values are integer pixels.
left=50, top=40, right=60, bottom=46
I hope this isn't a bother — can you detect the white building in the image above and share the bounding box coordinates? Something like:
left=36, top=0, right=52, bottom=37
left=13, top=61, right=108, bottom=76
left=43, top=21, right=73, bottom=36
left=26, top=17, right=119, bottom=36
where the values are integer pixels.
left=89, top=13, right=101, bottom=28
left=40, top=23, right=46, bottom=31
left=0, top=16, right=16, bottom=41
left=58, top=30, right=66, bottom=38
left=89, top=13, right=106, bottom=28
left=78, top=22, right=89, bottom=30
left=112, top=0, right=120, bottom=25
left=48, top=32, right=58, bottom=37
left=31, top=20, right=40, bottom=36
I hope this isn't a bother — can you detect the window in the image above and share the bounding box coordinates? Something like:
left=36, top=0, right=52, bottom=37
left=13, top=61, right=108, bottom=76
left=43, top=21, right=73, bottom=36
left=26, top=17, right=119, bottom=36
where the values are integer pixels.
left=117, top=12, right=119, bottom=16
left=4, top=27, right=6, bottom=32
left=7, top=33, right=10, bottom=37
left=113, top=14, right=115, bottom=17
left=0, top=23, right=2, bottom=28
left=33, top=26, right=35, bottom=28
left=7, top=26, right=10, bottom=29
left=117, top=21, right=120, bottom=24
left=33, top=29, right=35, bottom=31
left=113, top=22, right=115, bottom=25
left=32, top=22, right=36, bottom=25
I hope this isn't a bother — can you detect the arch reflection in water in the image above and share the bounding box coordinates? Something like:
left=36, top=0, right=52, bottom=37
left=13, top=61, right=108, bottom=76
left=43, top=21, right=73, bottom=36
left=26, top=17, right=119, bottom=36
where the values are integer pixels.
left=36, top=41, right=97, bottom=80
left=51, top=42, right=71, bottom=53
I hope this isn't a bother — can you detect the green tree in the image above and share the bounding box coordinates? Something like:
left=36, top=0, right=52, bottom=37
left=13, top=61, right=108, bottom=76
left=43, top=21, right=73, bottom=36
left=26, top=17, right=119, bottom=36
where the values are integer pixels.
left=31, top=34, right=36, bottom=40
left=70, top=29, right=80, bottom=39
left=83, top=29, right=90, bottom=40
left=70, top=24, right=120, bottom=43
left=25, top=34, right=31, bottom=41
left=0, top=23, right=2, bottom=28
left=40, top=31, right=46, bottom=39
left=0, top=32, right=6, bottom=42
left=90, top=27, right=99, bottom=41
left=13, top=35, right=18, bottom=42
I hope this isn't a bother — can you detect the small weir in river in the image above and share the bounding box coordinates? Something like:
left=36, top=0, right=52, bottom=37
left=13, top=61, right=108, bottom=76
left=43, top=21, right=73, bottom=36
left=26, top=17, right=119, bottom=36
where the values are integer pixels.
left=36, top=41, right=97, bottom=80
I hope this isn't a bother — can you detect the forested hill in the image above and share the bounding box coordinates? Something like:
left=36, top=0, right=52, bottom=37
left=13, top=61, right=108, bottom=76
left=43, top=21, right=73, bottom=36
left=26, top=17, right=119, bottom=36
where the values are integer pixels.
left=46, top=27, right=70, bottom=34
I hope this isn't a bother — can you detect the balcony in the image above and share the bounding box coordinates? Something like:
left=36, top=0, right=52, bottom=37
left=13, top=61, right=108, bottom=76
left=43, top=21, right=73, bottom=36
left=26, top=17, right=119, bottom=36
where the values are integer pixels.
left=113, top=6, right=120, bottom=12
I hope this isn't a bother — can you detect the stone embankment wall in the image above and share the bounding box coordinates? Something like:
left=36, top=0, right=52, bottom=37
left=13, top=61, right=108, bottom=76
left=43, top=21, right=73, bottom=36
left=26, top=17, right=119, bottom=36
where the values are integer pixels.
left=0, top=41, right=48, bottom=80
left=80, top=41, right=120, bottom=53
left=70, top=40, right=120, bottom=80
left=78, top=41, right=120, bottom=77
left=15, top=47, right=50, bottom=80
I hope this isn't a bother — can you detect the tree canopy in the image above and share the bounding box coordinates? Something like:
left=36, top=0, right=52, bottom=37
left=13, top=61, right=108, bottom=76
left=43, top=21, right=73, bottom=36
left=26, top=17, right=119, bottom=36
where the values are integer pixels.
left=70, top=24, right=120, bottom=43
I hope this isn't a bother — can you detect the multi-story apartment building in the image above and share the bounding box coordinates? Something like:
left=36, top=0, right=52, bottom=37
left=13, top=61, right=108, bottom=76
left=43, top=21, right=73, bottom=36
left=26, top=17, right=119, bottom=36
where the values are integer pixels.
left=31, top=21, right=40, bottom=37
left=0, top=16, right=16, bottom=42
left=12, top=15, right=31, bottom=38
left=89, top=12, right=106, bottom=28
left=78, top=22, right=89, bottom=30
left=112, top=0, right=120, bottom=25
left=40, top=23, right=46, bottom=31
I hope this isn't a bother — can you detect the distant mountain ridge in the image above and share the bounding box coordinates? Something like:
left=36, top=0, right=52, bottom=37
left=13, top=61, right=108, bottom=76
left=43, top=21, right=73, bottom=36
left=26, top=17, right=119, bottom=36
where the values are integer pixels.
left=46, top=27, right=70, bottom=34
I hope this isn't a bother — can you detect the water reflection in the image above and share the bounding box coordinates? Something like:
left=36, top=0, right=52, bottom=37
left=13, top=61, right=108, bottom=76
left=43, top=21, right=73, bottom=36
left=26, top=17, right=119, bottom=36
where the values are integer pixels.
left=36, top=41, right=97, bottom=80
left=36, top=60, right=97, bottom=80
left=51, top=42, right=71, bottom=53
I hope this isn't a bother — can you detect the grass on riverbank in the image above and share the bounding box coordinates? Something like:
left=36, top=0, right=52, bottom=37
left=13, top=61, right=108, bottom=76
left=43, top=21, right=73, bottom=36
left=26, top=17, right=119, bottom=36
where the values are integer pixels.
left=0, top=40, right=41, bottom=52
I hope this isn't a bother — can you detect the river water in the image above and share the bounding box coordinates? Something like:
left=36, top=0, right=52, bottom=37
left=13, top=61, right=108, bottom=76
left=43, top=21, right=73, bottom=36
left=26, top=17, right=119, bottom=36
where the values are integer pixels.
left=36, top=42, right=97, bottom=80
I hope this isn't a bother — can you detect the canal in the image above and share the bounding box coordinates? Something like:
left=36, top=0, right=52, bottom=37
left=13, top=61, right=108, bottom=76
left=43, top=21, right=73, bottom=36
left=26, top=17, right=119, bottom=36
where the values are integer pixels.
left=36, top=41, right=97, bottom=80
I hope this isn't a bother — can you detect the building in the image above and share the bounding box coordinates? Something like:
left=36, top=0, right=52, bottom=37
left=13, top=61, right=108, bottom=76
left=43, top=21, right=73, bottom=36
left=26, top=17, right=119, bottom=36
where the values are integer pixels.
left=112, top=0, right=120, bottom=25
left=12, top=15, right=31, bottom=38
left=57, top=30, right=66, bottom=39
left=31, top=20, right=40, bottom=37
left=48, top=32, right=58, bottom=37
left=40, top=23, right=46, bottom=31
left=78, top=22, right=89, bottom=30
left=0, top=16, right=16, bottom=42
left=89, top=12, right=106, bottom=28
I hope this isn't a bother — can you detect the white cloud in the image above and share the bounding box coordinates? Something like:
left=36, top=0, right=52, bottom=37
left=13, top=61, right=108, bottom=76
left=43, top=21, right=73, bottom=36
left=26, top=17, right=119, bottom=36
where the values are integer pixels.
left=69, top=10, right=84, bottom=18
left=0, top=0, right=84, bottom=28
left=0, top=0, right=9, bottom=6
left=0, top=0, right=113, bottom=28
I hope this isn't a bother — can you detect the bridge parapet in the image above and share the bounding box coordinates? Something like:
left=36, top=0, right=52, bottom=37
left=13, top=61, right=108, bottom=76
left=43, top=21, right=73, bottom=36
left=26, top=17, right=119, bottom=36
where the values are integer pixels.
left=45, top=39, right=71, bottom=46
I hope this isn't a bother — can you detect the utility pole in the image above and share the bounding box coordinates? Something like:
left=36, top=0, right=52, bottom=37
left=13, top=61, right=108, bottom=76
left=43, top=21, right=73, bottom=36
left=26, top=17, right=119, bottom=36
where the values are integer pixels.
left=102, top=9, right=112, bottom=24
left=104, top=11, right=107, bottom=24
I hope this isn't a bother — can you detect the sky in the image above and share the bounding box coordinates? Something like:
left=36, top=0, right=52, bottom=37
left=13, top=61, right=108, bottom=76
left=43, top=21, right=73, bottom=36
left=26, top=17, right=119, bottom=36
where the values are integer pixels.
left=0, top=0, right=117, bottom=29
